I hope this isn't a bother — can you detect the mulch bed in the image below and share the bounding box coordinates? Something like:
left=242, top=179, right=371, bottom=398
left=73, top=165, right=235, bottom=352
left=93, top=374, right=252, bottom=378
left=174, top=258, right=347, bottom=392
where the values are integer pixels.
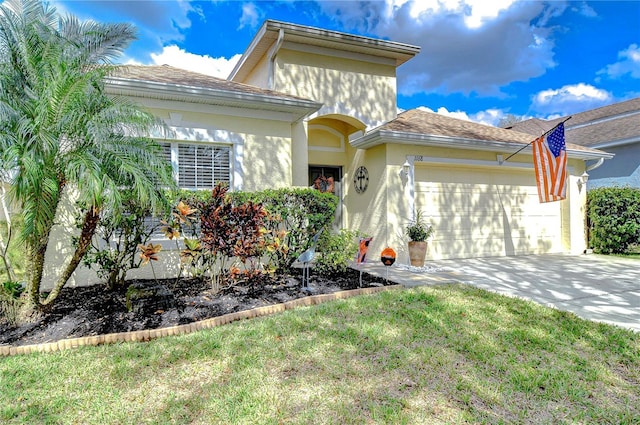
left=1, top=268, right=391, bottom=347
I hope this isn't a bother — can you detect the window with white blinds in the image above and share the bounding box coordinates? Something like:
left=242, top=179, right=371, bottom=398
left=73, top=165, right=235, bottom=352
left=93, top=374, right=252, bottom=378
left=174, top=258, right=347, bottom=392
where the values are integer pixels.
left=158, top=142, right=231, bottom=190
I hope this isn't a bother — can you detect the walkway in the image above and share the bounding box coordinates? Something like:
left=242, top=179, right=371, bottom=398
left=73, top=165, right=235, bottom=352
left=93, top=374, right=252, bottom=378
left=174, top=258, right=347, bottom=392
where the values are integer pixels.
left=356, top=254, right=640, bottom=332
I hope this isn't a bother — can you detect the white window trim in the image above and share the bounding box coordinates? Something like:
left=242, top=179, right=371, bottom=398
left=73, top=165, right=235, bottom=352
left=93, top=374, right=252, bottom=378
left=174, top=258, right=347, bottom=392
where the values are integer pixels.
left=152, top=121, right=245, bottom=190
left=158, top=140, right=234, bottom=190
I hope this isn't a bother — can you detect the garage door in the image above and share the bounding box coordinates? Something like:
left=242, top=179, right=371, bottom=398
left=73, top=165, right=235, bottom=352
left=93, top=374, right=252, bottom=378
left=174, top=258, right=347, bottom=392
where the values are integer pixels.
left=415, top=164, right=562, bottom=259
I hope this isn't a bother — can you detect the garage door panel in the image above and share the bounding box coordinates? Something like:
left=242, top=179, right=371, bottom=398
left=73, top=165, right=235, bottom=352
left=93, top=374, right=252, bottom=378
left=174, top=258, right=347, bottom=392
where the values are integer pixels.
left=415, top=165, right=562, bottom=259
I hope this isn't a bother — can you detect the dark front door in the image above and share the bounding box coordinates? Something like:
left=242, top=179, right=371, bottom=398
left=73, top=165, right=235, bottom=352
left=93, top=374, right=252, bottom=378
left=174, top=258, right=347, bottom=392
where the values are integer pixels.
left=309, top=166, right=342, bottom=229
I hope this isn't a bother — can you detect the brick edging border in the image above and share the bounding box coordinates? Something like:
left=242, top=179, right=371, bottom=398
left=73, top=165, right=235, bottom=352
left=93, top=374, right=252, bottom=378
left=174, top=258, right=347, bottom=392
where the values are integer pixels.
left=1, top=285, right=401, bottom=356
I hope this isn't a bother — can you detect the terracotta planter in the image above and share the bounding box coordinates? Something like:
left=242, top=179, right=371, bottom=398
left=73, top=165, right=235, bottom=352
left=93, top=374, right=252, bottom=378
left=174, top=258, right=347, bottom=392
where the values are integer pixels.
left=408, top=241, right=427, bottom=267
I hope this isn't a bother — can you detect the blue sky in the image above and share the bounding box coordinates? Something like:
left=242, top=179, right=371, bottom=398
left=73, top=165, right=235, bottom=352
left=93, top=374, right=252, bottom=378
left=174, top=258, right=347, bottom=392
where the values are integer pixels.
left=52, top=0, right=640, bottom=126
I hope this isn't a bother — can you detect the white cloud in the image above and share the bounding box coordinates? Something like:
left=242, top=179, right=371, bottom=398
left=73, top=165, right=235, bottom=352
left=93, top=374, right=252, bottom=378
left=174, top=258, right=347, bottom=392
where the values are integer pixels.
left=238, top=2, right=261, bottom=30
left=417, top=105, right=505, bottom=126
left=376, top=0, right=517, bottom=30
left=532, top=83, right=612, bottom=116
left=459, top=0, right=519, bottom=29
left=573, top=1, right=597, bottom=18
left=150, top=46, right=241, bottom=78
left=52, top=0, right=199, bottom=60
left=597, top=44, right=640, bottom=79
left=315, top=0, right=567, bottom=97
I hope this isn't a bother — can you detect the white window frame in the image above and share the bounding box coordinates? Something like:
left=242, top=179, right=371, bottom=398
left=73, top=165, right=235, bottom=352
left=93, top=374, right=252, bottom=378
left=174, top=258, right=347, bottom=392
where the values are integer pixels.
left=158, top=141, right=233, bottom=190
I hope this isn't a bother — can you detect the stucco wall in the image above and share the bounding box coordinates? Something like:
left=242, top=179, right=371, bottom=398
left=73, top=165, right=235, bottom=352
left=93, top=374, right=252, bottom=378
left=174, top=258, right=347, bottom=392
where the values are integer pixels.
left=563, top=159, right=589, bottom=255
left=138, top=104, right=296, bottom=192
left=344, top=144, right=590, bottom=264
left=274, top=49, right=397, bottom=129
left=343, top=145, right=398, bottom=263
left=242, top=52, right=270, bottom=88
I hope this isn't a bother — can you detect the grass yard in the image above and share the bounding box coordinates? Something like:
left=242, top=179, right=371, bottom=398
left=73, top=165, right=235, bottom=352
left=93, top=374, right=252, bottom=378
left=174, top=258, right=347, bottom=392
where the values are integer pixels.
left=1, top=284, right=639, bottom=424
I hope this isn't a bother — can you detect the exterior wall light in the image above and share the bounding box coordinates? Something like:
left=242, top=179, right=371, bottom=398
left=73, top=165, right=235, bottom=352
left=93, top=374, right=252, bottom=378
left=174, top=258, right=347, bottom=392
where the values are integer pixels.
left=581, top=171, right=589, bottom=185
left=400, top=159, right=411, bottom=178
left=577, top=171, right=589, bottom=190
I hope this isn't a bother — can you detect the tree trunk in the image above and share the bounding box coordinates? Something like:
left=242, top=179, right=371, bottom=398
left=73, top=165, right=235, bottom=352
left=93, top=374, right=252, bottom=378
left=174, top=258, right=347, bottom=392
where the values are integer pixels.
left=26, top=243, right=48, bottom=308
left=41, top=206, right=101, bottom=306
left=0, top=185, right=17, bottom=282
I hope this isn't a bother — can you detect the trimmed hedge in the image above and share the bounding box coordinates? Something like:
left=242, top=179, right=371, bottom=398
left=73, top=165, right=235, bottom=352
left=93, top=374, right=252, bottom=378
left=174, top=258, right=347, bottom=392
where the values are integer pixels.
left=587, top=187, right=640, bottom=254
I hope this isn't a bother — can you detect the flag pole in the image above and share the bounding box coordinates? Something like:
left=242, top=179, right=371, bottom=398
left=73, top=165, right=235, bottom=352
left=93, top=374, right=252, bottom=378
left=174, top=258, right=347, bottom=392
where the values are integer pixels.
left=501, top=116, right=572, bottom=164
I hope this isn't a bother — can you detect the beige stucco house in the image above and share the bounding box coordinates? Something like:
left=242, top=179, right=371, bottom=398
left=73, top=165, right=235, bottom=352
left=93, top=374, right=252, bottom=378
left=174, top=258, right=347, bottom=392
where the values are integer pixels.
left=44, top=20, right=612, bottom=287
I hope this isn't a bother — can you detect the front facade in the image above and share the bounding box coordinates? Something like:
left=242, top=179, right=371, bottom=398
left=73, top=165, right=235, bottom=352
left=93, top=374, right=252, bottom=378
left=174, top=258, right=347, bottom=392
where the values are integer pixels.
left=44, top=20, right=612, bottom=288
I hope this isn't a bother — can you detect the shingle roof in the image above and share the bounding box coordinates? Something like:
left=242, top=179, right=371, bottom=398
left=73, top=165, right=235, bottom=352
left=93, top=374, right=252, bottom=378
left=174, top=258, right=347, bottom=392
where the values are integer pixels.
left=506, top=97, right=640, bottom=148
left=110, top=65, right=317, bottom=104
left=384, top=109, right=532, bottom=143
left=565, top=97, right=640, bottom=126
left=375, top=109, right=603, bottom=154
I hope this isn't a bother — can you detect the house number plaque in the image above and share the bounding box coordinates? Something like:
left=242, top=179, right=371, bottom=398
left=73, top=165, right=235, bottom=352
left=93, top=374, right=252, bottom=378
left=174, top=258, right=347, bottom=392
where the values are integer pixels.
left=353, top=166, right=369, bottom=194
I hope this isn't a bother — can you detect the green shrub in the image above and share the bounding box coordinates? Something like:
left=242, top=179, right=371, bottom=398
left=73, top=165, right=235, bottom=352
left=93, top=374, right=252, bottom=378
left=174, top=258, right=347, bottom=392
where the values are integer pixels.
left=314, top=229, right=361, bottom=277
left=199, top=184, right=271, bottom=291
left=587, top=187, right=640, bottom=254
left=230, top=188, right=337, bottom=271
left=165, top=189, right=212, bottom=210
left=81, top=192, right=163, bottom=289
left=0, top=280, right=23, bottom=326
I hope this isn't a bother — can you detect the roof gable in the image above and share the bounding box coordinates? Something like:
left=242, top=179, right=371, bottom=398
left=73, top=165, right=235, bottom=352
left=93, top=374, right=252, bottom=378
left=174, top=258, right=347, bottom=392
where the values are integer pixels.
left=229, top=20, right=420, bottom=82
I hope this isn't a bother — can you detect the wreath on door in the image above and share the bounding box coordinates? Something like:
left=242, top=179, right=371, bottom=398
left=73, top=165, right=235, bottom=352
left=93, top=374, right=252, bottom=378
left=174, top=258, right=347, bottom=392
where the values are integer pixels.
left=313, top=175, right=335, bottom=193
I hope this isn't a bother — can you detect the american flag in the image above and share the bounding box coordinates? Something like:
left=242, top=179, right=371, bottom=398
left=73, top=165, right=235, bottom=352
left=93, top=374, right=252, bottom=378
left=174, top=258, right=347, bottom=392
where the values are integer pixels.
left=532, top=123, right=567, bottom=203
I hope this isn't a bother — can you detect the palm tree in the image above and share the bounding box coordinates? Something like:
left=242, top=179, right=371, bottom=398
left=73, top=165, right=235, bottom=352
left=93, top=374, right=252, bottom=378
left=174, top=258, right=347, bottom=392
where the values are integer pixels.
left=0, top=0, right=175, bottom=310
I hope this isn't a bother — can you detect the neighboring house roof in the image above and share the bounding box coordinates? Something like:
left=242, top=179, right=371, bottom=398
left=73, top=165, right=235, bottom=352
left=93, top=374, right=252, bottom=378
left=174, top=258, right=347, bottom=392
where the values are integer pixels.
left=352, top=109, right=612, bottom=160
left=229, top=19, right=420, bottom=82
left=106, top=65, right=322, bottom=121
left=506, top=97, right=640, bottom=149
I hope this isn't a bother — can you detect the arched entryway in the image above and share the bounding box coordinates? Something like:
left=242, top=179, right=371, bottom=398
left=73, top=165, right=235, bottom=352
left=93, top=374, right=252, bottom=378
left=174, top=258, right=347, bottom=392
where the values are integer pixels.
left=307, top=114, right=365, bottom=230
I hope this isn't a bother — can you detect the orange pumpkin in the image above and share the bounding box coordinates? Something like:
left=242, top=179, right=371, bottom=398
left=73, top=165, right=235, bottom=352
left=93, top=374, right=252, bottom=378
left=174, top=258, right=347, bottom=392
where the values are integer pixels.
left=380, top=247, right=396, bottom=266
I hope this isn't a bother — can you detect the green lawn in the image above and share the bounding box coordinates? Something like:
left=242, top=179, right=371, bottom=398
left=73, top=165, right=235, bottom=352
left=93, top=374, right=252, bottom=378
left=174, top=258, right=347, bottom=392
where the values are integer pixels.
left=1, top=284, right=639, bottom=424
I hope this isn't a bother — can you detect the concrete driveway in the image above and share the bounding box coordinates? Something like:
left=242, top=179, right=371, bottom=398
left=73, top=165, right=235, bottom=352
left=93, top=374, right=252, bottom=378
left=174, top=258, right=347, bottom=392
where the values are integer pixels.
left=358, top=254, right=640, bottom=332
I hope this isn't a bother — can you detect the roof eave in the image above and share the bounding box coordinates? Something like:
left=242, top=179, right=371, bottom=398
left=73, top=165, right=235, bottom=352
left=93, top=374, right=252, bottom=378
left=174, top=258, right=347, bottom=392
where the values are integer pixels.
left=105, top=77, right=322, bottom=121
left=228, top=22, right=269, bottom=81
left=229, top=19, right=420, bottom=81
left=350, top=130, right=614, bottom=160
left=267, top=20, right=421, bottom=60
left=592, top=136, right=640, bottom=150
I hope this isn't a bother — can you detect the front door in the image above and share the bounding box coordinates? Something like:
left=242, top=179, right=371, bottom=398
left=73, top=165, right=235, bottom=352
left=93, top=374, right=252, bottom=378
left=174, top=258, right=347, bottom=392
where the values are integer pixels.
left=309, top=165, right=342, bottom=230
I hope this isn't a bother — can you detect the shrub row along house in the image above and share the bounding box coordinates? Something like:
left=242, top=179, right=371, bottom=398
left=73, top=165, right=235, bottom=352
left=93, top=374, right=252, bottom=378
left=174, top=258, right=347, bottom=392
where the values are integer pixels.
left=44, top=20, right=612, bottom=289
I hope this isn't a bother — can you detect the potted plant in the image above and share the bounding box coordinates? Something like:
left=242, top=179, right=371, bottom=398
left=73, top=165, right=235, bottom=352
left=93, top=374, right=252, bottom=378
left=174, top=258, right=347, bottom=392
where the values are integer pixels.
left=406, top=210, right=433, bottom=267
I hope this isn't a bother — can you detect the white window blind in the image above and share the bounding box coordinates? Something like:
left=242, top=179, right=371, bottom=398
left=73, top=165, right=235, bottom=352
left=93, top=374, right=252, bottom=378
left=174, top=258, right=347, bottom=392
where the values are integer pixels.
left=158, top=142, right=231, bottom=190
left=178, top=144, right=230, bottom=189
left=159, top=142, right=172, bottom=164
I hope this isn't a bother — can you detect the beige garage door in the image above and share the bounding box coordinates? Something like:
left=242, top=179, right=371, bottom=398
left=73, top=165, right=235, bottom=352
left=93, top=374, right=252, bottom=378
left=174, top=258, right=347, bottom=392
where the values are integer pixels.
left=415, top=164, right=562, bottom=259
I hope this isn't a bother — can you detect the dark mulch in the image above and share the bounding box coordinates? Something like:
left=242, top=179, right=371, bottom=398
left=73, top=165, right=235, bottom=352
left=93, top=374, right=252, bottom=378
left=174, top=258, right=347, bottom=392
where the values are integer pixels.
left=0, top=269, right=390, bottom=347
